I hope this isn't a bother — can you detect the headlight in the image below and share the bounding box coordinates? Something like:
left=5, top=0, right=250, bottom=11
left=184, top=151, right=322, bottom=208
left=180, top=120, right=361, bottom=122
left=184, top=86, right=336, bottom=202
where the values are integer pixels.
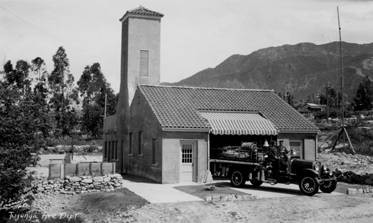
left=323, top=165, right=328, bottom=172
left=315, top=165, right=320, bottom=172
left=313, top=161, right=321, bottom=172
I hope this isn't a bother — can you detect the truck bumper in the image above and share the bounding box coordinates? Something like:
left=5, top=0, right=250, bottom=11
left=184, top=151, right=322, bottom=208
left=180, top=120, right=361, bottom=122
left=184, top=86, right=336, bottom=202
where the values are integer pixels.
left=317, top=176, right=337, bottom=185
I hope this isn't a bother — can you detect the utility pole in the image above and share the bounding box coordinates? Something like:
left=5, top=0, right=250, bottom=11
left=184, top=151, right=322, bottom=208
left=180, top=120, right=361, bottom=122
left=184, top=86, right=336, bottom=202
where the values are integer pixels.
left=326, top=82, right=330, bottom=122
left=331, top=6, right=355, bottom=154
left=104, top=92, right=107, bottom=118
left=337, top=6, right=345, bottom=127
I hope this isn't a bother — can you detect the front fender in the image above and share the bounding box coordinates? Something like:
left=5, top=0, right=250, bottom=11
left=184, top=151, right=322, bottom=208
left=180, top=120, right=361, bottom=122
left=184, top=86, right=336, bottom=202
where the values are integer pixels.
left=297, top=168, right=319, bottom=178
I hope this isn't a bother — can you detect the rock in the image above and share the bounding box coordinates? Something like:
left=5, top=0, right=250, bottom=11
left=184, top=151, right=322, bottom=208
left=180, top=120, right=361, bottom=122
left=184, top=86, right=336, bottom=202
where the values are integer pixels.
left=82, top=178, right=93, bottom=184
left=346, top=188, right=359, bottom=195
left=69, top=176, right=81, bottom=182
left=111, top=174, right=122, bottom=178
left=37, top=187, right=44, bottom=192
left=93, top=176, right=104, bottom=182
left=211, top=195, right=221, bottom=201
left=205, top=196, right=212, bottom=202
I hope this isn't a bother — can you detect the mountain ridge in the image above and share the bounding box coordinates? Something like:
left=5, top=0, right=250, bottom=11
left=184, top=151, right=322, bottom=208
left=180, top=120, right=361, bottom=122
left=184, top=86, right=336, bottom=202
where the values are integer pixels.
left=165, top=41, right=373, bottom=100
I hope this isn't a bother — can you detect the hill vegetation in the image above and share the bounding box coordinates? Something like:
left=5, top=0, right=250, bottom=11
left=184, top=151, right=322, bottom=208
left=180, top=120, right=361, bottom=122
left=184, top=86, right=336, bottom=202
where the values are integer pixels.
left=170, top=41, right=373, bottom=103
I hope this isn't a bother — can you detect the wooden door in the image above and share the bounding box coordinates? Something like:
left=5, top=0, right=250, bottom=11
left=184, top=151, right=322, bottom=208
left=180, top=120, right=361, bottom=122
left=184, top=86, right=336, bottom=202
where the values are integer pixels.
left=304, top=139, right=316, bottom=161
left=180, top=142, right=194, bottom=182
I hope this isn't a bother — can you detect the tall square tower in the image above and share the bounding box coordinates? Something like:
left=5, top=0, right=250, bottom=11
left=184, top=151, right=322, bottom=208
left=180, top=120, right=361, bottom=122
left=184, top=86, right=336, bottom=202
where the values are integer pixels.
left=119, top=6, right=163, bottom=105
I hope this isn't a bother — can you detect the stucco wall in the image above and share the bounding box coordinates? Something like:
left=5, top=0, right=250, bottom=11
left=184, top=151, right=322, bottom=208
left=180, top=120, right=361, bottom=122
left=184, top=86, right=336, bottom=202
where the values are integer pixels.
left=126, top=90, right=163, bottom=182
left=278, top=133, right=317, bottom=160
left=127, top=17, right=161, bottom=104
left=162, top=138, right=181, bottom=183
left=161, top=132, right=208, bottom=184
left=197, top=139, right=208, bottom=181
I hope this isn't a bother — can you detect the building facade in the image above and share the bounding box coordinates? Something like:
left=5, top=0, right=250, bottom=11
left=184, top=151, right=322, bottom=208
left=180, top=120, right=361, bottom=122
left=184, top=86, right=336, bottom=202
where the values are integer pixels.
left=118, top=85, right=319, bottom=183
left=103, top=6, right=319, bottom=183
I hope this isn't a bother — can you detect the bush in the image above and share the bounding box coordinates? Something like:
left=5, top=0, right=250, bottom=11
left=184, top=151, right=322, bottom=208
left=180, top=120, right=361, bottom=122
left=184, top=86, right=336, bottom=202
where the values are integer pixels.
left=347, top=127, right=373, bottom=156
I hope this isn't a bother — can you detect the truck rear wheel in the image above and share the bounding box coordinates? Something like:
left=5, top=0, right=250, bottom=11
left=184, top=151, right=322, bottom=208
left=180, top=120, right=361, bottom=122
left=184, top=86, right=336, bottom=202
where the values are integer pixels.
left=320, top=180, right=337, bottom=193
left=299, top=176, right=319, bottom=196
left=230, top=170, right=246, bottom=187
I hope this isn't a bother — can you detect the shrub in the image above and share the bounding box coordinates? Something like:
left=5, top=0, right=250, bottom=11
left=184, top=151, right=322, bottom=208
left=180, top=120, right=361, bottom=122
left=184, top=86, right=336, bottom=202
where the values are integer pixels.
left=86, top=145, right=98, bottom=153
left=0, top=67, right=47, bottom=210
left=346, top=127, right=373, bottom=156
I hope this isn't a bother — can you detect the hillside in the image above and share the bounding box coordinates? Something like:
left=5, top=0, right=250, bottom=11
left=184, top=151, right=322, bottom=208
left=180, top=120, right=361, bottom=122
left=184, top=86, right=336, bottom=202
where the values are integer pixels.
left=168, top=42, right=373, bottom=100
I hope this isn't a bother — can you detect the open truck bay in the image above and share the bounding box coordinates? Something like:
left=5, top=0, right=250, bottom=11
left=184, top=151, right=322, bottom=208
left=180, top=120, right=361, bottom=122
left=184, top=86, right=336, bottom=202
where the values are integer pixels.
left=209, top=143, right=337, bottom=196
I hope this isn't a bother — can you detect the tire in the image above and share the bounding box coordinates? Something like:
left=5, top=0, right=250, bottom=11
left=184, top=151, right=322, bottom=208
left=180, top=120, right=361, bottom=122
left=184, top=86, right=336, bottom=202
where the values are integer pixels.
left=299, top=176, right=319, bottom=196
left=250, top=178, right=263, bottom=187
left=320, top=180, right=337, bottom=193
left=230, top=170, right=246, bottom=187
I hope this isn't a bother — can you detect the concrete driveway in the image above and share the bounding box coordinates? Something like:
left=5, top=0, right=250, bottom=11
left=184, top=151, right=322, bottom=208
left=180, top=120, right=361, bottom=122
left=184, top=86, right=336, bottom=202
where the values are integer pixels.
left=123, top=177, right=203, bottom=203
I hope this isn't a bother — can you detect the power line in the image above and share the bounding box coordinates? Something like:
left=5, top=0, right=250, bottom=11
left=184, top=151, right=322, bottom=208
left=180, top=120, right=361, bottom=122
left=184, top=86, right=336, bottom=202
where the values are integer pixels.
left=0, top=5, right=61, bottom=44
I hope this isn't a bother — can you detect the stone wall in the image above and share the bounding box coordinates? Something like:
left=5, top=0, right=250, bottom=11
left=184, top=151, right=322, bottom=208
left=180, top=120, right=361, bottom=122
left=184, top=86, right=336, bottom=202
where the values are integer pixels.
left=48, top=162, right=116, bottom=179
left=34, top=174, right=124, bottom=195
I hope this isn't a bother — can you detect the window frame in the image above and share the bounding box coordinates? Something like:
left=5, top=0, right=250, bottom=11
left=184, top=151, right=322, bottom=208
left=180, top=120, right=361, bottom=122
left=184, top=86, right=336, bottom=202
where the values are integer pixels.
left=138, top=131, right=143, bottom=155
left=111, top=141, right=114, bottom=160
left=107, top=141, right=111, bottom=161
left=139, top=50, right=149, bottom=77
left=129, top=132, right=133, bottom=155
left=152, top=138, right=157, bottom=165
left=104, top=141, right=108, bottom=161
left=289, top=140, right=303, bottom=158
left=181, top=144, right=193, bottom=164
left=114, top=140, right=118, bottom=160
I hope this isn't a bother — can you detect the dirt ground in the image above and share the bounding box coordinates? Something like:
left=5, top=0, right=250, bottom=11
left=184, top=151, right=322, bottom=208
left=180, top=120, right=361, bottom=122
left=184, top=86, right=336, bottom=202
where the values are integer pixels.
left=29, top=152, right=373, bottom=222
left=31, top=188, right=148, bottom=222
left=32, top=192, right=373, bottom=223
left=318, top=152, right=373, bottom=174
left=125, top=195, right=373, bottom=223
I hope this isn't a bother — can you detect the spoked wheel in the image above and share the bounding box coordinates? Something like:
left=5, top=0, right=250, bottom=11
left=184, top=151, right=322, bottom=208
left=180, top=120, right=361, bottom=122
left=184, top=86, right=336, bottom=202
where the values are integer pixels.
left=299, top=176, right=319, bottom=196
left=320, top=180, right=337, bottom=193
left=230, top=170, right=246, bottom=187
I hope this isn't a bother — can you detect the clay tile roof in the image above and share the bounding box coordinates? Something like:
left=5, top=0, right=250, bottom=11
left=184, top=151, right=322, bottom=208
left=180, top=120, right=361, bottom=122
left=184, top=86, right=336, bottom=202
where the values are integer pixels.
left=120, top=6, right=164, bottom=21
left=138, top=85, right=319, bottom=134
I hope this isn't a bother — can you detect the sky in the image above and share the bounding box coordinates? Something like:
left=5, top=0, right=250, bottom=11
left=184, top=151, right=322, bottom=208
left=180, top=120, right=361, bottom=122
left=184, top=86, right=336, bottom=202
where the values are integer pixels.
left=1, top=0, right=373, bottom=92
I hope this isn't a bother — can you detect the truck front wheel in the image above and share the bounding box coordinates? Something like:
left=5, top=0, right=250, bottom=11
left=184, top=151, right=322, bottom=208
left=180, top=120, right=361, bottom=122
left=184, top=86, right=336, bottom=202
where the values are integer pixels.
left=320, top=180, right=337, bottom=193
left=299, top=176, right=319, bottom=196
left=230, top=170, right=246, bottom=187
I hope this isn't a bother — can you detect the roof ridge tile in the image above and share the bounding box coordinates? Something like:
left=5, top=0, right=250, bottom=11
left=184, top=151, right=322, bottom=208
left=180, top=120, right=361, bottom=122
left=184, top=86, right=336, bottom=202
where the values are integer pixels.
left=140, top=84, right=274, bottom=92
